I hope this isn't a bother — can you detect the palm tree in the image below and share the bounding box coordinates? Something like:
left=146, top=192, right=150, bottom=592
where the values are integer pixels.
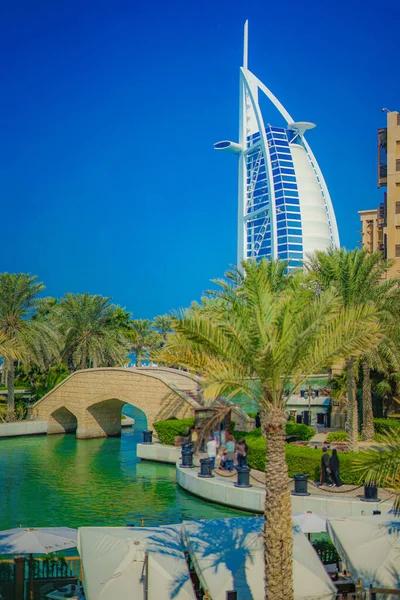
left=353, top=431, right=400, bottom=514
left=127, top=320, right=162, bottom=366
left=308, top=248, right=398, bottom=451
left=156, top=259, right=381, bottom=600
left=153, top=315, right=174, bottom=341
left=55, top=293, right=127, bottom=370
left=0, top=273, right=59, bottom=419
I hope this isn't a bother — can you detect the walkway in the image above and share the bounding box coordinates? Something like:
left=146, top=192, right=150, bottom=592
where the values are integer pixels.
left=137, top=443, right=395, bottom=517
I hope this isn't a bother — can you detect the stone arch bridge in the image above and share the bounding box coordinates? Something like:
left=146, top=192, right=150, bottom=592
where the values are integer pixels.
left=33, top=367, right=204, bottom=439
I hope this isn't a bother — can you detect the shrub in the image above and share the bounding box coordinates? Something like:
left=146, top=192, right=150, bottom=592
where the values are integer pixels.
left=312, top=539, right=341, bottom=565
left=246, top=437, right=361, bottom=484
left=236, top=423, right=314, bottom=442
left=247, top=412, right=257, bottom=419
left=326, top=430, right=348, bottom=442
left=153, top=418, right=194, bottom=445
left=286, top=422, right=315, bottom=441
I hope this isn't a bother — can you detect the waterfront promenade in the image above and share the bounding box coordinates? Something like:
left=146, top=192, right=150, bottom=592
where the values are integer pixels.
left=137, top=443, right=395, bottom=517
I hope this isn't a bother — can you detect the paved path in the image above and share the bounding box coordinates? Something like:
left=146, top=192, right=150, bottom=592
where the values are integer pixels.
left=211, top=465, right=395, bottom=501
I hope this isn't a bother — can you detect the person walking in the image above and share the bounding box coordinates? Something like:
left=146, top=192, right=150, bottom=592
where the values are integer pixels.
left=206, top=435, right=217, bottom=470
left=330, top=448, right=343, bottom=487
left=320, top=447, right=333, bottom=486
left=225, top=435, right=236, bottom=471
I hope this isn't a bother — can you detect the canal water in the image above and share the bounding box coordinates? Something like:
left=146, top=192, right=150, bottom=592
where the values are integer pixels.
left=0, top=425, right=247, bottom=531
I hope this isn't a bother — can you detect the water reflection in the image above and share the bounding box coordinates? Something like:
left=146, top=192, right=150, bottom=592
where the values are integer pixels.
left=0, top=427, right=247, bottom=530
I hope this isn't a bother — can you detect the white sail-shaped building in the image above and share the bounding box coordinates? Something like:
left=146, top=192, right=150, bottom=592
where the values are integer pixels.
left=215, top=22, right=340, bottom=269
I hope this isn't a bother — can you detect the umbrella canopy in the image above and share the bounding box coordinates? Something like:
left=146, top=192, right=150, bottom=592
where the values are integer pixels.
left=0, top=527, right=77, bottom=554
left=327, top=515, right=400, bottom=594
left=182, top=517, right=336, bottom=600
left=293, top=513, right=327, bottom=534
left=78, top=525, right=196, bottom=600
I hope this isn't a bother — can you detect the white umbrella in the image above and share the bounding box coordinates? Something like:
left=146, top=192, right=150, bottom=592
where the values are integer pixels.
left=327, top=515, right=400, bottom=596
left=78, top=525, right=196, bottom=600
left=293, top=512, right=327, bottom=534
left=0, top=527, right=78, bottom=600
left=182, top=517, right=337, bottom=600
left=0, top=527, right=77, bottom=554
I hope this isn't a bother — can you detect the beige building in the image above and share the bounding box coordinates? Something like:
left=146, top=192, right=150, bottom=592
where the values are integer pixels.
left=359, top=110, right=400, bottom=277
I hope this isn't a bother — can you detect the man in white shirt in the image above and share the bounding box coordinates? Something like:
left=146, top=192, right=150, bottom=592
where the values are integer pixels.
left=206, top=435, right=217, bottom=469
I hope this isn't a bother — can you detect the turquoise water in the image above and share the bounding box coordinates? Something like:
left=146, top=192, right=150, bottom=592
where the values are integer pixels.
left=0, top=427, right=247, bottom=531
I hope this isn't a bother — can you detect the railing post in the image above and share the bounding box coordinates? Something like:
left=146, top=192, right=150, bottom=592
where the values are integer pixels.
left=14, top=556, right=25, bottom=600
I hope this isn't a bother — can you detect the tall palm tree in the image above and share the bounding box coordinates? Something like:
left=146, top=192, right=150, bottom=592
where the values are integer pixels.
left=156, top=259, right=381, bottom=600
left=308, top=248, right=398, bottom=451
left=55, top=293, right=127, bottom=370
left=127, top=319, right=162, bottom=366
left=0, top=273, right=59, bottom=419
left=153, top=315, right=174, bottom=342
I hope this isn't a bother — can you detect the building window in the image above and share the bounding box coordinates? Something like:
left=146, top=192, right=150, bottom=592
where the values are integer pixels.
left=398, top=114, right=400, bottom=126
left=397, top=159, right=400, bottom=172
left=396, top=245, right=400, bottom=258
left=396, top=202, right=400, bottom=215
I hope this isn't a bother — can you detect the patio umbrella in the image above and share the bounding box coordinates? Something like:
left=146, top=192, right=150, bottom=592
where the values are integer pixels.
left=293, top=512, right=327, bottom=536
left=0, top=527, right=78, bottom=554
left=327, top=515, right=400, bottom=597
left=0, top=527, right=78, bottom=599
left=182, top=517, right=337, bottom=600
left=78, top=525, right=196, bottom=600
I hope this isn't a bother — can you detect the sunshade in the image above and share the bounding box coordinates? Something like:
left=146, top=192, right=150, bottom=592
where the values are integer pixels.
left=293, top=512, right=327, bottom=534
left=0, top=527, right=77, bottom=554
left=182, top=517, right=336, bottom=600
left=78, top=525, right=196, bottom=600
left=327, top=515, right=400, bottom=595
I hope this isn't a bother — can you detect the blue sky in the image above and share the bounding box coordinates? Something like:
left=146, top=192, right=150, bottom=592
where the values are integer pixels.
left=1, top=0, right=399, bottom=318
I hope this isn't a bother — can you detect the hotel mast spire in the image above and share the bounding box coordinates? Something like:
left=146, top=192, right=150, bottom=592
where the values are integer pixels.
left=243, top=20, right=248, bottom=69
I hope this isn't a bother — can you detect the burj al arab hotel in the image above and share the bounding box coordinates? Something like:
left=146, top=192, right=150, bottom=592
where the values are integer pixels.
left=215, top=22, right=340, bottom=269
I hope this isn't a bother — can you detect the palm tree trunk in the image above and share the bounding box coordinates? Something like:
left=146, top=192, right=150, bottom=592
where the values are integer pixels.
left=346, top=358, right=359, bottom=452
left=6, top=361, right=16, bottom=421
left=361, top=359, right=374, bottom=440
left=263, top=405, right=293, bottom=600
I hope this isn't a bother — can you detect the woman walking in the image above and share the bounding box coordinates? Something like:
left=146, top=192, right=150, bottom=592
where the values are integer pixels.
left=330, top=448, right=343, bottom=487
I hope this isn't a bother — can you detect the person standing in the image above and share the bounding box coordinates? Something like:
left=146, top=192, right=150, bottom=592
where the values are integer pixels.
left=206, top=435, right=217, bottom=470
left=320, top=447, right=333, bottom=486
left=236, top=440, right=246, bottom=467
left=219, top=446, right=227, bottom=470
left=225, top=436, right=236, bottom=471
left=255, top=412, right=261, bottom=429
left=330, top=448, right=343, bottom=487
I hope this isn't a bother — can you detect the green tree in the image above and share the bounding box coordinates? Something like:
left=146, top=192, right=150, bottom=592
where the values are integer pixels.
left=55, top=293, right=127, bottom=370
left=127, top=319, right=162, bottom=366
left=308, top=248, right=398, bottom=450
left=153, top=315, right=174, bottom=341
left=353, top=431, right=400, bottom=514
left=19, top=363, right=69, bottom=400
left=0, top=273, right=59, bottom=419
left=156, top=259, right=381, bottom=600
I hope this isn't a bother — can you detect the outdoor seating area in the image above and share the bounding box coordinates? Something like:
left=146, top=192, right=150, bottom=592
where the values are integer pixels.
left=0, top=515, right=399, bottom=599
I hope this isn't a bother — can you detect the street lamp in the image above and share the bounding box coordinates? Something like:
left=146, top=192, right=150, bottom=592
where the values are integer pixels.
left=303, top=387, right=316, bottom=427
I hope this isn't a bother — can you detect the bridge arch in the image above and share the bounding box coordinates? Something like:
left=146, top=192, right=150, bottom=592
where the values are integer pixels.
left=48, top=406, right=78, bottom=435
left=33, top=367, right=203, bottom=439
